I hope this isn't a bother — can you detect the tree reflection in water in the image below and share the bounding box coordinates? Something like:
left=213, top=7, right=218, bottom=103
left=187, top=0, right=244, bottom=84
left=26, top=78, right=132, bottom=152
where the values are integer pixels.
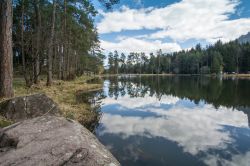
left=76, top=89, right=106, bottom=132
left=105, top=76, right=250, bottom=123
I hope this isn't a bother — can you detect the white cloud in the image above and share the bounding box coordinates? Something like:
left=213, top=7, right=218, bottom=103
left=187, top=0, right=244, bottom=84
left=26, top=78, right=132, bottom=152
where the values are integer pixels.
left=97, top=0, right=250, bottom=43
left=100, top=37, right=182, bottom=54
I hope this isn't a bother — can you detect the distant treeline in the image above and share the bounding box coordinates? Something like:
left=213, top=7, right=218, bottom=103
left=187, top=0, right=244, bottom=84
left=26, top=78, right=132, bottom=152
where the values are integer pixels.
left=107, top=40, right=250, bottom=74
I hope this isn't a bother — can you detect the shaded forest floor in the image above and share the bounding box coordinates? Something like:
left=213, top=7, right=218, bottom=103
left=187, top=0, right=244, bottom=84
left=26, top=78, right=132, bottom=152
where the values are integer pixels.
left=0, top=76, right=102, bottom=129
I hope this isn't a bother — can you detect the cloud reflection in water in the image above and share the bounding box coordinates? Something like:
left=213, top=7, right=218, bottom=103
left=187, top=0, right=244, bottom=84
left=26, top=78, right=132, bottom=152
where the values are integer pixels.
left=97, top=94, right=249, bottom=165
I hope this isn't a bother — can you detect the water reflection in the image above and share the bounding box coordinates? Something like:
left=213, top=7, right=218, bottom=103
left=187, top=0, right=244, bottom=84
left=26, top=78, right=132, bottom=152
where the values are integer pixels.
left=75, top=90, right=105, bottom=132
left=94, top=76, right=250, bottom=166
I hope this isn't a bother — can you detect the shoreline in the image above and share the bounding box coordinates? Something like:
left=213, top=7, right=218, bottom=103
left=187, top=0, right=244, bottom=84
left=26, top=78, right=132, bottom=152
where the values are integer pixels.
left=101, top=73, right=250, bottom=78
left=1, top=76, right=102, bottom=129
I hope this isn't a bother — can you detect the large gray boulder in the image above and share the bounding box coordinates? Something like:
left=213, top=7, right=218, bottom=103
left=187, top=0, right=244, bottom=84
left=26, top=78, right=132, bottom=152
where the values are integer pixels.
left=0, top=115, right=120, bottom=166
left=0, top=94, right=61, bottom=122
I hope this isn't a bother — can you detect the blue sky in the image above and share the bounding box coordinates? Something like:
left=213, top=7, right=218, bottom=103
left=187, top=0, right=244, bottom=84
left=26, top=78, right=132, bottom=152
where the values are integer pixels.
left=93, top=0, right=250, bottom=54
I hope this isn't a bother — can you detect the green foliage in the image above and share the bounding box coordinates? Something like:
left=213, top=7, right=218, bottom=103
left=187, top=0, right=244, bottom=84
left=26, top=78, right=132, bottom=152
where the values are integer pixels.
left=107, top=41, right=250, bottom=75
left=200, top=66, right=210, bottom=74
left=0, top=116, right=13, bottom=128
left=108, top=52, right=114, bottom=74
left=12, top=0, right=119, bottom=80
left=211, top=51, right=223, bottom=74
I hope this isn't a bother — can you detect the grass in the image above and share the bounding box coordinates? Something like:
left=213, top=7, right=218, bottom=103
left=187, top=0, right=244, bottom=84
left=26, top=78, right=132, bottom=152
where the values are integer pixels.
left=0, top=116, right=12, bottom=128
left=1, top=76, right=103, bottom=129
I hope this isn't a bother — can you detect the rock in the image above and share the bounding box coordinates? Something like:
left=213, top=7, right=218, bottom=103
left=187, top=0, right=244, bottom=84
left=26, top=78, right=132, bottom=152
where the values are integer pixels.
left=0, top=94, right=120, bottom=165
left=0, top=115, right=120, bottom=166
left=0, top=94, right=60, bottom=122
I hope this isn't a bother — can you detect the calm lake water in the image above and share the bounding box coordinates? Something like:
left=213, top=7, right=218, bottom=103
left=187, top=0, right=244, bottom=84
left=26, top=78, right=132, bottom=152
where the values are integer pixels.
left=90, top=76, right=250, bottom=166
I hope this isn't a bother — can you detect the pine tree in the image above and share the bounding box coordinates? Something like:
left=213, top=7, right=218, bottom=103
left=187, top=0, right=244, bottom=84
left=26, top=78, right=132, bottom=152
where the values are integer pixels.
left=0, top=0, right=14, bottom=98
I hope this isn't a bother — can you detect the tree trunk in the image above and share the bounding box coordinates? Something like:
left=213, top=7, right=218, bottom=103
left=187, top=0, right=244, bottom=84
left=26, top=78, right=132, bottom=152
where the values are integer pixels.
left=66, top=46, right=70, bottom=79
left=33, top=0, right=41, bottom=84
left=21, top=0, right=30, bottom=87
left=63, top=0, right=68, bottom=79
left=47, top=0, right=56, bottom=86
left=0, top=0, right=14, bottom=98
left=59, top=45, right=64, bottom=79
left=158, top=56, right=160, bottom=74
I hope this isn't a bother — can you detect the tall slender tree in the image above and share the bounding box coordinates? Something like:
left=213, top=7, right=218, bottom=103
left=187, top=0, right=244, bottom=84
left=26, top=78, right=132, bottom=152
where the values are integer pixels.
left=114, top=50, right=119, bottom=74
left=20, top=0, right=30, bottom=86
left=108, top=52, right=114, bottom=74
left=47, top=0, right=57, bottom=86
left=0, top=0, right=14, bottom=98
left=120, top=53, right=126, bottom=73
left=33, top=0, right=42, bottom=84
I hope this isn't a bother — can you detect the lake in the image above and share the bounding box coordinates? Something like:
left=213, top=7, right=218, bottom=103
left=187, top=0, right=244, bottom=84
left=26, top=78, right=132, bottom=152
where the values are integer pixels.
left=89, top=76, right=250, bottom=166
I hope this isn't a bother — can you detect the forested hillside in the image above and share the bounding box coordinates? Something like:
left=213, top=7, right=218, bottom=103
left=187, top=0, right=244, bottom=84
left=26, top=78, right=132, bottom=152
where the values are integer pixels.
left=107, top=40, right=250, bottom=74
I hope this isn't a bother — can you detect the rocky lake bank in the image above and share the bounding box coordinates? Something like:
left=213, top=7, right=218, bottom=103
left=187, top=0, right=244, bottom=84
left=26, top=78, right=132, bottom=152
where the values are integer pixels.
left=0, top=93, right=120, bottom=166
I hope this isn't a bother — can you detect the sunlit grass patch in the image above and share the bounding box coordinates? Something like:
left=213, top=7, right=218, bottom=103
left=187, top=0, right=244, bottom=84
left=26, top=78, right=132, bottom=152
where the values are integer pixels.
left=1, top=76, right=103, bottom=129
left=0, top=116, right=13, bottom=128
